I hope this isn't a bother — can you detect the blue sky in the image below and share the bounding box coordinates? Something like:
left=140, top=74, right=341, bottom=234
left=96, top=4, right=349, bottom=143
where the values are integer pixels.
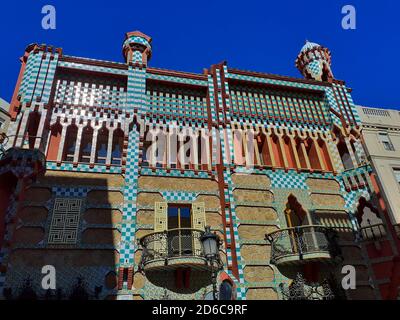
left=0, top=0, right=399, bottom=109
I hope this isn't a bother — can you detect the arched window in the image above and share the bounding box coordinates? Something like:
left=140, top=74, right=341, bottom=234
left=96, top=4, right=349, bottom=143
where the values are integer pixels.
left=233, top=129, right=246, bottom=166
left=219, top=280, right=233, bottom=300
left=271, top=134, right=284, bottom=168
left=177, top=137, right=183, bottom=169
left=356, top=198, right=386, bottom=240
left=333, top=126, right=354, bottom=170
left=283, top=136, right=297, bottom=169
left=142, top=128, right=151, bottom=167
left=111, top=128, right=124, bottom=165
left=305, top=138, right=322, bottom=170
left=182, top=135, right=191, bottom=169
left=318, top=139, right=334, bottom=172
left=79, top=126, right=94, bottom=163
left=349, top=139, right=361, bottom=165
left=47, top=123, right=62, bottom=161
left=337, top=140, right=353, bottom=170
left=295, top=138, right=308, bottom=169
left=95, top=127, right=108, bottom=164
left=63, top=125, right=78, bottom=162
left=256, top=133, right=272, bottom=166
left=285, top=195, right=309, bottom=227
left=26, top=112, right=40, bottom=149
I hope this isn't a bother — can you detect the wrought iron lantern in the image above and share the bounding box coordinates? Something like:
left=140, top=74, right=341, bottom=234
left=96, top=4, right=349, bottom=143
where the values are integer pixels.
left=200, top=226, right=220, bottom=260
left=200, top=226, right=222, bottom=300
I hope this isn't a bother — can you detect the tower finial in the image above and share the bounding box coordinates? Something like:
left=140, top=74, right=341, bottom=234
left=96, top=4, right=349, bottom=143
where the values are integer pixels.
left=295, top=41, right=334, bottom=82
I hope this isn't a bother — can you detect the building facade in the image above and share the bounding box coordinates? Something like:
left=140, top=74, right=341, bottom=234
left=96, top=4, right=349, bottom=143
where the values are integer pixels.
left=0, top=98, right=10, bottom=138
left=356, top=106, right=400, bottom=299
left=0, top=31, right=399, bottom=300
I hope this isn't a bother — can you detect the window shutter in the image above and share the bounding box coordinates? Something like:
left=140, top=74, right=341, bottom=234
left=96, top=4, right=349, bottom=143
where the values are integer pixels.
left=154, top=202, right=168, bottom=232
left=192, top=202, right=206, bottom=230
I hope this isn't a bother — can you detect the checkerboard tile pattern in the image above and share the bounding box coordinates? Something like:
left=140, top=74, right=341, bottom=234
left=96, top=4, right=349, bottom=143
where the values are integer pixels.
left=219, top=127, right=247, bottom=299
left=127, top=66, right=147, bottom=114
left=123, top=36, right=151, bottom=49
left=46, top=162, right=122, bottom=173
left=58, top=60, right=128, bottom=76
left=327, top=139, right=344, bottom=172
left=343, top=189, right=370, bottom=211
left=307, top=60, right=322, bottom=78
left=145, top=82, right=208, bottom=122
left=325, top=87, right=342, bottom=126
left=140, top=168, right=211, bottom=179
left=270, top=170, right=308, bottom=189
left=53, top=186, right=88, bottom=197
left=161, top=191, right=198, bottom=202
left=227, top=72, right=326, bottom=91
left=19, top=50, right=59, bottom=104
left=120, top=128, right=140, bottom=266
left=147, top=72, right=208, bottom=87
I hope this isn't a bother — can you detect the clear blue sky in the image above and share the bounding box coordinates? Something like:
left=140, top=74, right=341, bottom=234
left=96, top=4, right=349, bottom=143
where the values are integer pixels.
left=0, top=0, right=399, bottom=109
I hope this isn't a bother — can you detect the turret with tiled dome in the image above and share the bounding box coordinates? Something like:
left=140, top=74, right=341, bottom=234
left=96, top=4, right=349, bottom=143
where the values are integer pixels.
left=295, top=40, right=334, bottom=82
left=122, top=30, right=152, bottom=65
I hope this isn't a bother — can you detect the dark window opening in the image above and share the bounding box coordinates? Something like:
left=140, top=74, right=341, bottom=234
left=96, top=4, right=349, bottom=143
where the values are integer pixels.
left=219, top=280, right=233, bottom=300
left=63, top=125, right=78, bottom=162
left=95, top=128, right=108, bottom=164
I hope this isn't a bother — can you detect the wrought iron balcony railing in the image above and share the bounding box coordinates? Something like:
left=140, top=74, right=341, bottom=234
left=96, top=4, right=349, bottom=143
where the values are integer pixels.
left=0, top=146, right=46, bottom=179
left=0, top=146, right=46, bottom=163
left=360, top=222, right=386, bottom=241
left=266, top=225, right=342, bottom=266
left=139, top=228, right=221, bottom=271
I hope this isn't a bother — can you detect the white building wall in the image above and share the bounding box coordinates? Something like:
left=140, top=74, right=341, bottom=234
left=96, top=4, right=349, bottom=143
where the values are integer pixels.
left=357, top=106, right=400, bottom=228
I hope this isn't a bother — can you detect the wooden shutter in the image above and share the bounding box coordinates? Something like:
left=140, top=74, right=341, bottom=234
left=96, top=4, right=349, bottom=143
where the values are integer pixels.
left=154, top=202, right=168, bottom=258
left=154, top=202, right=168, bottom=231
left=192, top=202, right=206, bottom=230
left=192, top=202, right=206, bottom=254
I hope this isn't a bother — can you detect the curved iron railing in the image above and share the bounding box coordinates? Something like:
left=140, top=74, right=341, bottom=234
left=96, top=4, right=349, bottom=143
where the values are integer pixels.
left=360, top=222, right=386, bottom=241
left=139, top=228, right=215, bottom=268
left=0, top=146, right=46, bottom=167
left=265, top=225, right=341, bottom=264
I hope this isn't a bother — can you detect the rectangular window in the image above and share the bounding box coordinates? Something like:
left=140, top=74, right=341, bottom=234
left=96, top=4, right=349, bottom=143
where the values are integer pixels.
left=0, top=118, right=4, bottom=129
left=378, top=133, right=395, bottom=151
left=48, top=198, right=82, bottom=244
left=167, top=205, right=192, bottom=255
left=154, top=202, right=206, bottom=232
left=394, top=168, right=400, bottom=186
left=168, top=205, right=191, bottom=230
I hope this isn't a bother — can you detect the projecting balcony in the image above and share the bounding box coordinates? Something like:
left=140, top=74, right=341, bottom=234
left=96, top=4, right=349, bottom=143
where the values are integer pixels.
left=139, top=228, right=222, bottom=272
left=265, top=225, right=342, bottom=266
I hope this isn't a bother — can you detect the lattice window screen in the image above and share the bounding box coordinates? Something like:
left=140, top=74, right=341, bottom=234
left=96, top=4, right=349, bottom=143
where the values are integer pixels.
left=48, top=198, right=82, bottom=244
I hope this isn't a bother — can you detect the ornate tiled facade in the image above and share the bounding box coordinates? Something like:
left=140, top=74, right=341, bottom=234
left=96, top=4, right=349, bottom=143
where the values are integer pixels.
left=0, top=33, right=399, bottom=300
